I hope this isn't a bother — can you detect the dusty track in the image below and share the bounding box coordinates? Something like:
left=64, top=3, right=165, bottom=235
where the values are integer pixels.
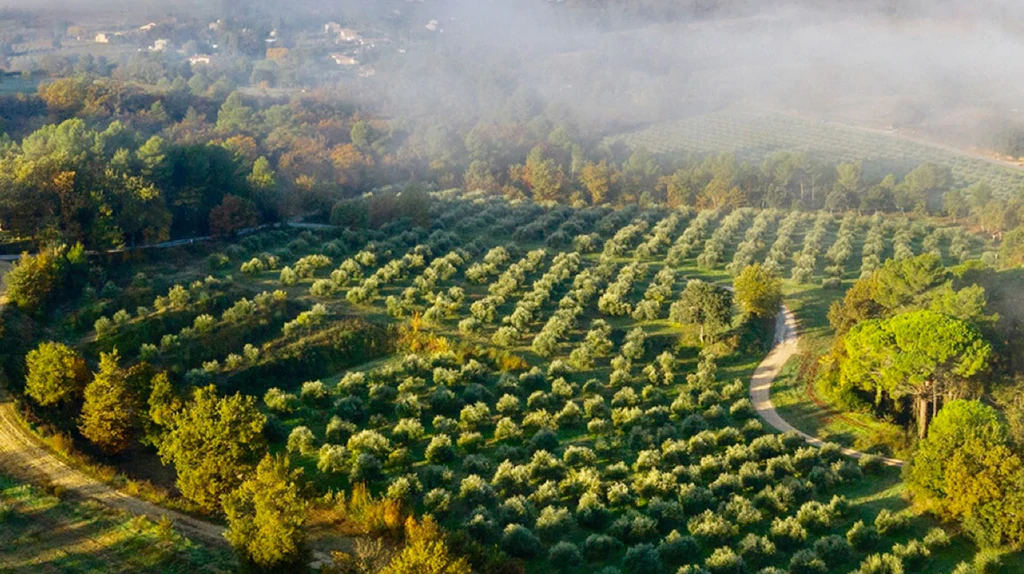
left=749, top=305, right=906, bottom=467
left=0, top=396, right=228, bottom=545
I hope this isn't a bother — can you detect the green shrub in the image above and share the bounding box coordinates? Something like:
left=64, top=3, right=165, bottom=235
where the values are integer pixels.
left=768, top=516, right=807, bottom=550
left=892, top=540, right=929, bottom=571
left=855, top=553, right=904, bottom=574
left=789, top=549, right=827, bottom=574
left=501, top=524, right=541, bottom=559
left=922, top=528, right=950, bottom=550
left=286, top=426, right=315, bottom=455
left=874, top=509, right=911, bottom=535
left=583, top=533, right=623, bottom=562
left=812, top=534, right=853, bottom=567
left=705, top=546, right=744, bottom=574
left=549, top=541, right=582, bottom=571
left=622, top=543, right=664, bottom=574
left=847, top=520, right=880, bottom=552
left=737, top=533, right=774, bottom=568
left=425, top=434, right=455, bottom=464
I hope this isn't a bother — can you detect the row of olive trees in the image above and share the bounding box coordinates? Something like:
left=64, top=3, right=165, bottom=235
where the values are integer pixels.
left=151, top=290, right=288, bottom=359
left=635, top=211, right=687, bottom=261
left=667, top=210, right=719, bottom=266
left=822, top=213, right=858, bottom=289
left=727, top=210, right=777, bottom=276
left=860, top=214, right=886, bottom=278
left=949, top=227, right=972, bottom=262
left=633, top=266, right=678, bottom=322
left=496, top=251, right=584, bottom=346
left=763, top=211, right=803, bottom=275
left=531, top=263, right=615, bottom=357
left=470, top=249, right=548, bottom=325
left=95, top=276, right=224, bottom=340
left=791, top=212, right=833, bottom=284
left=602, top=218, right=650, bottom=259
left=346, top=248, right=431, bottom=305
left=466, top=246, right=513, bottom=284
left=597, top=262, right=650, bottom=317
left=698, top=209, right=749, bottom=269
left=892, top=219, right=916, bottom=262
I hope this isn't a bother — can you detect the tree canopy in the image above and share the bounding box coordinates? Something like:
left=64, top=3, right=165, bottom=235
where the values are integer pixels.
left=670, top=279, right=732, bottom=343
left=840, top=310, right=991, bottom=437
left=24, top=341, right=89, bottom=407
left=733, top=263, right=782, bottom=319
left=223, top=454, right=307, bottom=570
left=907, top=400, right=1024, bottom=547
left=157, top=385, right=267, bottom=511
left=79, top=349, right=145, bottom=454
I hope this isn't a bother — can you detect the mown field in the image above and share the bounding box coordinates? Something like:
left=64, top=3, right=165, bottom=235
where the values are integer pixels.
left=0, top=472, right=234, bottom=573
left=67, top=192, right=1018, bottom=572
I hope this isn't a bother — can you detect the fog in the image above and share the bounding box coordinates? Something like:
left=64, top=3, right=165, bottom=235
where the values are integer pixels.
left=8, top=0, right=1024, bottom=145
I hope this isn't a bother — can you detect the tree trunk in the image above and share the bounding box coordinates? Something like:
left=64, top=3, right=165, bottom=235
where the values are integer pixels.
left=917, top=394, right=929, bottom=439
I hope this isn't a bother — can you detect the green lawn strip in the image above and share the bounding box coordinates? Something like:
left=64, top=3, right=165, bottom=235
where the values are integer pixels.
left=0, top=473, right=234, bottom=573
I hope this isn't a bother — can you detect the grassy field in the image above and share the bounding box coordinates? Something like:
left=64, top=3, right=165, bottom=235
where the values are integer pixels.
left=0, top=473, right=234, bottom=573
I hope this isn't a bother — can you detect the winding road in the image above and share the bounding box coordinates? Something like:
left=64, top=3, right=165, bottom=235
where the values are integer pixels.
left=749, top=305, right=906, bottom=467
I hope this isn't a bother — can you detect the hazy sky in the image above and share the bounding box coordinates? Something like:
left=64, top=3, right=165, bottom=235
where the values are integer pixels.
left=6, top=0, right=1023, bottom=140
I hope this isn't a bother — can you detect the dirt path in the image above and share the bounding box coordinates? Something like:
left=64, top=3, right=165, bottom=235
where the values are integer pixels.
left=749, top=305, right=906, bottom=467
left=0, top=397, right=229, bottom=546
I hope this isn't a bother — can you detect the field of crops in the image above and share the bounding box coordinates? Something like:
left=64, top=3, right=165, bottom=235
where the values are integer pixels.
left=611, top=108, right=1024, bottom=196
left=0, top=473, right=233, bottom=573
left=84, top=194, right=998, bottom=573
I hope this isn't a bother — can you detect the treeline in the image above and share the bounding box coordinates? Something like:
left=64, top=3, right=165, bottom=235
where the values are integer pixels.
left=5, top=72, right=1024, bottom=251
left=0, top=76, right=414, bottom=248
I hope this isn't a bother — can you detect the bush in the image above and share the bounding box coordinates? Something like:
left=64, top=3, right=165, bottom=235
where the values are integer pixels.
left=892, top=540, right=929, bottom=571
left=923, top=528, right=950, bottom=550
left=812, top=534, right=853, bottom=567
left=623, top=543, right=664, bottom=574
left=300, top=380, right=328, bottom=404
left=789, top=549, right=827, bottom=574
left=860, top=454, right=884, bottom=472
left=458, top=474, right=493, bottom=505
left=264, top=388, right=299, bottom=413
left=425, top=434, right=455, bottom=464
left=423, top=488, right=452, bottom=515
left=286, top=426, right=315, bottom=455
left=583, top=534, right=623, bottom=562
left=317, top=444, right=348, bottom=474
left=535, top=506, right=575, bottom=542
left=658, top=530, right=699, bottom=566
left=549, top=541, right=582, bottom=571
left=768, top=516, right=807, bottom=550
left=855, top=553, right=904, bottom=574
left=737, top=533, right=774, bottom=568
left=874, top=509, right=910, bottom=535
left=501, top=524, right=542, bottom=559
left=847, top=520, right=880, bottom=552
left=688, top=511, right=738, bottom=546
left=705, top=547, right=744, bottom=574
